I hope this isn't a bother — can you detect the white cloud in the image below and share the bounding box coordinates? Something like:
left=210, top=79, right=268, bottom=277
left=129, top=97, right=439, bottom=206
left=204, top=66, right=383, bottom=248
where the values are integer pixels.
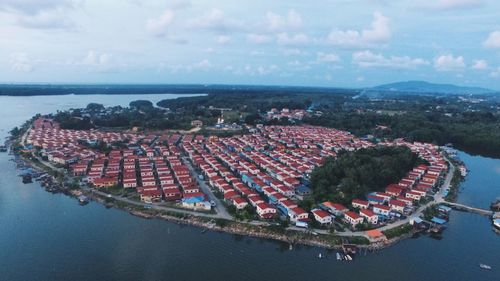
left=216, top=35, right=231, bottom=44
left=327, top=11, right=390, bottom=48
left=483, top=31, right=500, bottom=49
left=472, top=59, right=488, bottom=70
left=81, top=51, right=111, bottom=66
left=282, top=48, right=304, bottom=56
left=9, top=53, right=34, bottom=72
left=247, top=33, right=272, bottom=44
left=265, top=9, right=303, bottom=32
left=317, top=52, right=340, bottom=63
left=194, top=59, right=212, bottom=70
left=276, top=33, right=309, bottom=46
left=0, top=0, right=77, bottom=30
left=352, top=50, right=428, bottom=69
left=434, top=54, right=466, bottom=71
left=189, top=8, right=243, bottom=32
left=415, top=0, right=484, bottom=11
left=490, top=67, right=500, bottom=78
left=147, top=10, right=175, bottom=37
left=257, top=64, right=278, bottom=75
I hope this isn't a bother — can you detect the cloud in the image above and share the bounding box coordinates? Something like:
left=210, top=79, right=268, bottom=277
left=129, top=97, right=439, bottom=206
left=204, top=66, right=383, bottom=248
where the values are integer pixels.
left=247, top=33, right=272, bottom=44
left=327, top=11, right=390, bottom=48
left=483, top=31, right=500, bottom=49
left=9, top=53, right=34, bottom=72
left=147, top=10, right=175, bottom=37
left=434, top=54, right=466, bottom=71
left=0, top=0, right=78, bottom=30
left=490, top=67, right=500, bottom=78
left=352, top=50, right=428, bottom=69
left=415, top=0, right=484, bottom=11
left=472, top=59, right=488, bottom=70
left=189, top=8, right=243, bottom=32
left=265, top=10, right=303, bottom=32
left=216, top=35, right=231, bottom=44
left=81, top=51, right=111, bottom=66
left=276, top=33, right=309, bottom=46
left=194, top=59, right=212, bottom=70
left=317, top=52, right=340, bottom=63
left=257, top=65, right=279, bottom=75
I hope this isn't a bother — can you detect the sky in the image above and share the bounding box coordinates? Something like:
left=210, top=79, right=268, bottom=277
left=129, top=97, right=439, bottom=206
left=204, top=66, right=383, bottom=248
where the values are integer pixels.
left=1, top=0, right=500, bottom=89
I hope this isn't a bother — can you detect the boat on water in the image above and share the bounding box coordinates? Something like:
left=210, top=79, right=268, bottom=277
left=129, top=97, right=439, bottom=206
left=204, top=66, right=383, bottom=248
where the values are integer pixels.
left=0, top=145, right=7, bottom=152
left=479, top=264, right=492, bottom=270
left=493, top=218, right=500, bottom=230
left=78, top=195, right=89, bottom=205
left=318, top=253, right=323, bottom=259
left=336, top=253, right=341, bottom=260
left=345, top=254, right=352, bottom=261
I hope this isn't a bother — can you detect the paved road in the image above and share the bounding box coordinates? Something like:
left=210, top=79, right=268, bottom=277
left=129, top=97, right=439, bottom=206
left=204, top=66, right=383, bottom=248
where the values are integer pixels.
left=182, top=156, right=233, bottom=220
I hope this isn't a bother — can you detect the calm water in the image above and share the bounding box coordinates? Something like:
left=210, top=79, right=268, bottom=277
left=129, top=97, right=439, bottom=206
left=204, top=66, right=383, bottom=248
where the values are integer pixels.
left=0, top=95, right=499, bottom=281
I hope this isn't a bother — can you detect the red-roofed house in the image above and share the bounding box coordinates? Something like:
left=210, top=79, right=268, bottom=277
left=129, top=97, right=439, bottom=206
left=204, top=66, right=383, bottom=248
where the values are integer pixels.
left=344, top=211, right=363, bottom=227
left=256, top=203, right=276, bottom=219
left=352, top=199, right=369, bottom=209
left=311, top=209, right=332, bottom=224
left=360, top=209, right=378, bottom=224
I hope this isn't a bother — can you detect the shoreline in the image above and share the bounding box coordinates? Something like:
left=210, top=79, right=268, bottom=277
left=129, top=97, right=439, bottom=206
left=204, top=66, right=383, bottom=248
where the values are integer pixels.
left=12, top=150, right=420, bottom=251
left=7, top=123, right=458, bottom=253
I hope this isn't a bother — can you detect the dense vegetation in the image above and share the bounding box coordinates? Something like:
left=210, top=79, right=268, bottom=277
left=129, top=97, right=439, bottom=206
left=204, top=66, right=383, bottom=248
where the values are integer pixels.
left=53, top=101, right=193, bottom=130
left=310, top=146, right=423, bottom=205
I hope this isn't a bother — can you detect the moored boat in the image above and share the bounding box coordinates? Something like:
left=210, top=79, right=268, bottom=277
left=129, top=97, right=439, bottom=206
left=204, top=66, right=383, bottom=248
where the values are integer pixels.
left=479, top=264, right=492, bottom=270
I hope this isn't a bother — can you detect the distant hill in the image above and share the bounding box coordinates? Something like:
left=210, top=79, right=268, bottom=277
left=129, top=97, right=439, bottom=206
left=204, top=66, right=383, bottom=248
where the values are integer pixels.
left=370, top=81, right=494, bottom=95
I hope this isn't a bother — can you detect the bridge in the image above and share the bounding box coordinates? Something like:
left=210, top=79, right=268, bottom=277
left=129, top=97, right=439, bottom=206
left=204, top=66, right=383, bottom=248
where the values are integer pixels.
left=442, top=201, right=494, bottom=217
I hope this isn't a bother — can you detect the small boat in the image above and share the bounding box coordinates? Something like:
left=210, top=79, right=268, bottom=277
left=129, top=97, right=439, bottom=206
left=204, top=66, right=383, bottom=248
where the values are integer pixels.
left=22, top=174, right=32, bottom=184
left=494, top=219, right=500, bottom=230
left=201, top=228, right=208, bottom=234
left=479, top=264, right=492, bottom=270
left=78, top=195, right=89, bottom=205
left=345, top=254, right=352, bottom=261
left=318, top=253, right=323, bottom=259
left=336, top=253, right=341, bottom=260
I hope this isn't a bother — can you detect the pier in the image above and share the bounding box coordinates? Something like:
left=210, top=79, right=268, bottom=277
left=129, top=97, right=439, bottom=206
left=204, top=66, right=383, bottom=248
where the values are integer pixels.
left=442, top=201, right=494, bottom=217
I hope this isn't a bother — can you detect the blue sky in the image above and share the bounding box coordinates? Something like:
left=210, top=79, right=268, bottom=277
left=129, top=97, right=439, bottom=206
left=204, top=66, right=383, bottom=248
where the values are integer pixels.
left=1, top=0, right=500, bottom=89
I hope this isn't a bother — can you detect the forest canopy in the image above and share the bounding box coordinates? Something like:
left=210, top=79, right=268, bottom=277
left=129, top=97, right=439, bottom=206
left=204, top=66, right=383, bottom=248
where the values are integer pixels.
left=310, top=146, right=423, bottom=205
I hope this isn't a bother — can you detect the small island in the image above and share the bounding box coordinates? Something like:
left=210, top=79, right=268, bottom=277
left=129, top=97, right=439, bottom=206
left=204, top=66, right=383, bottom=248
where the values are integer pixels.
left=9, top=97, right=473, bottom=253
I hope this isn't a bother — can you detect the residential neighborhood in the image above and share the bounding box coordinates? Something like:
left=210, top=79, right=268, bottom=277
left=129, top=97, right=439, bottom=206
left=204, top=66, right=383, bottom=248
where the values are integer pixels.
left=25, top=117, right=450, bottom=232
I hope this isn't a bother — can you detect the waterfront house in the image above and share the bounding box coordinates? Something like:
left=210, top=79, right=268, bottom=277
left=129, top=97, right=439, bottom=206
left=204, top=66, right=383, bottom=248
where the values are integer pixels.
left=311, top=208, right=332, bottom=224
left=288, top=207, right=309, bottom=222
left=352, top=199, right=370, bottom=209
left=232, top=196, right=248, bottom=210
left=256, top=202, right=277, bottom=219
left=360, top=209, right=378, bottom=224
left=139, top=189, right=162, bottom=203
left=388, top=199, right=406, bottom=213
left=367, top=194, right=385, bottom=205
left=344, top=211, right=363, bottom=227
left=372, top=204, right=391, bottom=217
left=320, top=202, right=348, bottom=216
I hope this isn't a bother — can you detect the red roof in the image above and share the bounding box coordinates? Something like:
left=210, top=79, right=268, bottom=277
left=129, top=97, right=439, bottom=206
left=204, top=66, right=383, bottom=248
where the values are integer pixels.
left=312, top=209, right=330, bottom=218
left=360, top=208, right=376, bottom=217
left=373, top=204, right=390, bottom=211
left=345, top=211, right=361, bottom=220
